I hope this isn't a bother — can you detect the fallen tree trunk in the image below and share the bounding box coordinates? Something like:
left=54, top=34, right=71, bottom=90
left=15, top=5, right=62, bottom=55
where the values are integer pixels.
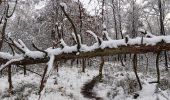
left=0, top=43, right=170, bottom=65
left=55, top=43, right=170, bottom=61
left=0, top=42, right=170, bottom=65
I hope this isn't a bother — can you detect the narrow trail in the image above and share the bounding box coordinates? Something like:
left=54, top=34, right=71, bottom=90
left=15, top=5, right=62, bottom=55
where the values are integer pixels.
left=81, top=75, right=103, bottom=100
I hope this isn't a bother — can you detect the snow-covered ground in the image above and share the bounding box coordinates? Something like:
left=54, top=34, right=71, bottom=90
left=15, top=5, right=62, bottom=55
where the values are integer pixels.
left=0, top=66, right=98, bottom=100
left=0, top=62, right=169, bottom=100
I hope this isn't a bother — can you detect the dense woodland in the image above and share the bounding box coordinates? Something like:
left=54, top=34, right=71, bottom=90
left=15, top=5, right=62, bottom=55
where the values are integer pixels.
left=0, top=0, right=170, bottom=100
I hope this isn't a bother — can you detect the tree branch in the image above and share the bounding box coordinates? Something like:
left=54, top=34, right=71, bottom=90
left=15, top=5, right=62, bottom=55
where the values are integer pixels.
left=60, top=5, right=81, bottom=51
left=32, top=43, right=48, bottom=57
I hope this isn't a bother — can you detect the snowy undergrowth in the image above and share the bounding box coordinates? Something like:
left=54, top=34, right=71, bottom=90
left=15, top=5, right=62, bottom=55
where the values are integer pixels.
left=93, top=62, right=170, bottom=100
left=0, top=72, right=40, bottom=100
left=0, top=66, right=98, bottom=100
left=0, top=62, right=169, bottom=100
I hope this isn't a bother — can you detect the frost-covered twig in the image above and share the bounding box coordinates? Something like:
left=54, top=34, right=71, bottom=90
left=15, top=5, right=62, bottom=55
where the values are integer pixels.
left=14, top=39, right=29, bottom=52
left=7, top=38, right=25, bottom=53
left=60, top=38, right=67, bottom=49
left=86, top=30, right=102, bottom=45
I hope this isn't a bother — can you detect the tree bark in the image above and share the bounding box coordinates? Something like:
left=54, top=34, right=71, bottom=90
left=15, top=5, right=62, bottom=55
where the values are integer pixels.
left=8, top=65, right=13, bottom=95
left=99, top=57, right=104, bottom=80
left=39, top=65, right=48, bottom=94
left=156, top=52, right=160, bottom=83
left=133, top=54, right=142, bottom=90
left=1, top=43, right=170, bottom=66
left=23, top=65, right=26, bottom=75
left=111, top=0, right=118, bottom=39
left=82, top=58, right=86, bottom=72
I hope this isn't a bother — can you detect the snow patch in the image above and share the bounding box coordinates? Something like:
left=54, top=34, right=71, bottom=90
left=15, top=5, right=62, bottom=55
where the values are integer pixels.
left=60, top=3, right=67, bottom=11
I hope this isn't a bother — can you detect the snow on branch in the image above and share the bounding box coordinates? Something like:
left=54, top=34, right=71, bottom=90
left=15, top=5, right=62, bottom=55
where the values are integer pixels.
left=46, top=55, right=55, bottom=75
left=71, top=32, right=77, bottom=43
left=13, top=39, right=29, bottom=52
left=0, top=35, right=170, bottom=66
left=13, top=39, right=45, bottom=59
left=60, top=2, right=67, bottom=11
left=86, top=30, right=102, bottom=45
left=0, top=57, right=24, bottom=71
left=32, top=43, right=48, bottom=57
left=102, top=30, right=111, bottom=41
left=78, top=34, right=82, bottom=44
left=0, top=52, right=13, bottom=60
left=60, top=39, right=67, bottom=48
left=145, top=33, right=156, bottom=38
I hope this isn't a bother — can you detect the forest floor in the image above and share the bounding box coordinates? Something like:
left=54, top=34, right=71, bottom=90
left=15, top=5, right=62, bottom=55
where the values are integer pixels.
left=0, top=62, right=169, bottom=100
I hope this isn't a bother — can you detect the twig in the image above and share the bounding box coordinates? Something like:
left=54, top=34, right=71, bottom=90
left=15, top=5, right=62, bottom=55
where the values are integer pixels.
left=32, top=43, right=48, bottom=57
left=17, top=65, right=42, bottom=77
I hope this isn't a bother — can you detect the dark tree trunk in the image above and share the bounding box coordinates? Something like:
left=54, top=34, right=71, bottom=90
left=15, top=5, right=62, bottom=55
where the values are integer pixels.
left=117, top=0, right=123, bottom=39
left=82, top=59, right=86, bottom=72
left=23, top=65, right=26, bottom=75
left=99, top=57, right=104, bottom=80
left=8, top=65, right=13, bottom=95
left=156, top=52, right=160, bottom=83
left=164, top=51, right=168, bottom=71
left=112, top=0, right=118, bottom=39
left=132, top=0, right=136, bottom=38
left=133, top=54, right=142, bottom=90
left=39, top=65, right=48, bottom=94
left=0, top=18, right=7, bottom=50
left=158, top=0, right=165, bottom=35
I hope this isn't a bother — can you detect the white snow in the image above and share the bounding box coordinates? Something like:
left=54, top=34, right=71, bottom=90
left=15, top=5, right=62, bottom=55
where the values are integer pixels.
left=14, top=40, right=29, bottom=52
left=86, top=30, right=99, bottom=43
left=34, top=0, right=46, bottom=10
left=0, top=61, right=169, bottom=100
left=0, top=57, right=24, bottom=71
left=80, top=43, right=99, bottom=52
left=60, top=39, right=67, bottom=47
left=0, top=65, right=98, bottom=100
left=25, top=51, right=45, bottom=59
left=71, top=32, right=77, bottom=43
left=46, top=48, right=62, bottom=56
left=60, top=3, right=67, bottom=11
left=145, top=32, right=156, bottom=38
left=0, top=52, right=13, bottom=59
left=100, top=39, right=126, bottom=49
left=46, top=55, right=55, bottom=75
left=78, top=34, right=82, bottom=44
left=62, top=45, right=77, bottom=53
left=102, top=30, right=112, bottom=41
